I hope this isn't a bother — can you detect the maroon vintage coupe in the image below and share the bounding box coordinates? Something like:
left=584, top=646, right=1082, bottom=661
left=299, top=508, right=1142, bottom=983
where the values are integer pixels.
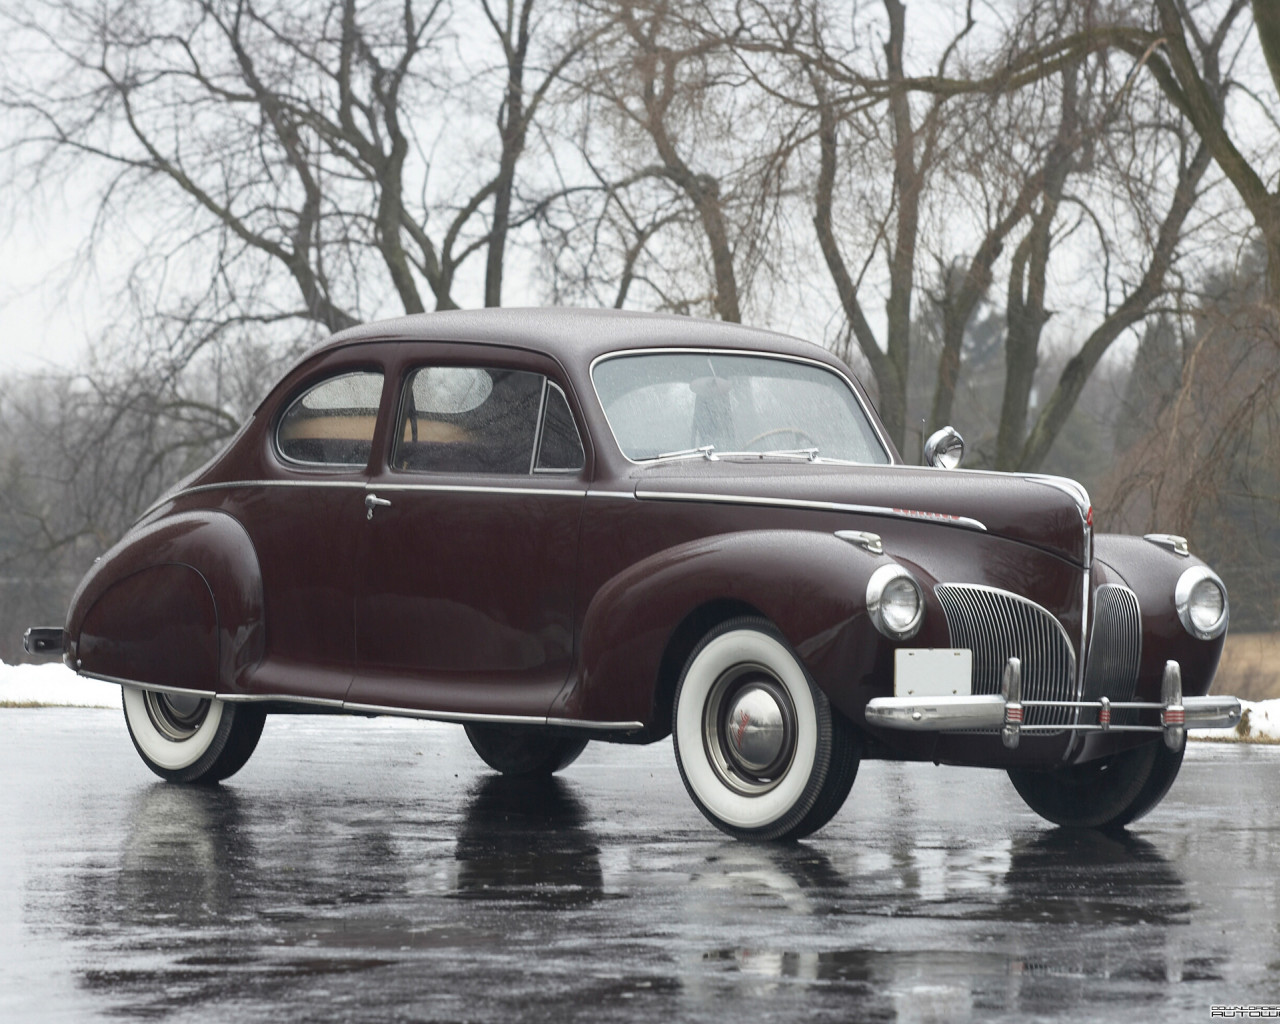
left=25, top=308, right=1240, bottom=839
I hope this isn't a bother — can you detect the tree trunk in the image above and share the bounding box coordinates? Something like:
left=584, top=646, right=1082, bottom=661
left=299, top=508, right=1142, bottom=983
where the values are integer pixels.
left=485, top=1, right=534, bottom=309
left=1016, top=142, right=1212, bottom=471
left=810, top=73, right=902, bottom=443
left=877, top=0, right=921, bottom=449
left=1149, top=0, right=1280, bottom=302
left=994, top=67, right=1077, bottom=470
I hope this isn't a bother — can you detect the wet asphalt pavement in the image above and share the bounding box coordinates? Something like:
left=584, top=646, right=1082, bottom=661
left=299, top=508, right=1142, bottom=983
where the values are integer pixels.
left=2, top=709, right=1278, bottom=1023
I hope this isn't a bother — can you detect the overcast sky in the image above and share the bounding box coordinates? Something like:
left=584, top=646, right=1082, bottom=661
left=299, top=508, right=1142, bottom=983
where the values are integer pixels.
left=0, top=179, right=104, bottom=373
left=1, top=1, right=1268, bottom=387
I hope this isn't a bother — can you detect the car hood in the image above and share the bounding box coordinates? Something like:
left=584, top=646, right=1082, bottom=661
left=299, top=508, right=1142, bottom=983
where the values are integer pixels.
left=629, top=461, right=1092, bottom=567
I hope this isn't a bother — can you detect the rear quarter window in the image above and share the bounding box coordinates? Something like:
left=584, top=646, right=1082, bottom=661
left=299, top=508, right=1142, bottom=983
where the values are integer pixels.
left=276, top=371, right=384, bottom=468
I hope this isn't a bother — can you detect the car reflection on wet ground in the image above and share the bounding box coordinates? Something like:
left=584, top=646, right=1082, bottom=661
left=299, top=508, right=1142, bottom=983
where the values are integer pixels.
left=2, top=709, right=1277, bottom=1022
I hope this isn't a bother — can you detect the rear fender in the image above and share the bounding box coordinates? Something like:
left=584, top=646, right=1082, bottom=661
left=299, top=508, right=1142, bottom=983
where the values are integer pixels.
left=67, top=511, right=265, bottom=693
left=557, top=530, right=889, bottom=731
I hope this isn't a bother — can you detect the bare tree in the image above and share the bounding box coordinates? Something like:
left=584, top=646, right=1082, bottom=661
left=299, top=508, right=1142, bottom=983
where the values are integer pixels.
left=1099, top=252, right=1280, bottom=629
left=0, top=0, right=592, bottom=637
left=549, top=0, right=800, bottom=323
left=1115, top=0, right=1280, bottom=301
left=801, top=0, right=975, bottom=448
left=1, top=0, right=589, bottom=335
left=816, top=2, right=1220, bottom=471
left=0, top=324, right=276, bottom=661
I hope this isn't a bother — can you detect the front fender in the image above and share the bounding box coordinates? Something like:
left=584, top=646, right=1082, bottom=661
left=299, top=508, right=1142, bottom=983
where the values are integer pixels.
left=1093, top=535, right=1226, bottom=700
left=557, top=529, right=891, bottom=730
left=67, top=511, right=265, bottom=693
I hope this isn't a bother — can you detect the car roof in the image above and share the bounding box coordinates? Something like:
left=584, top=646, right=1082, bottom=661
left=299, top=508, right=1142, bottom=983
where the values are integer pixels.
left=307, top=307, right=839, bottom=368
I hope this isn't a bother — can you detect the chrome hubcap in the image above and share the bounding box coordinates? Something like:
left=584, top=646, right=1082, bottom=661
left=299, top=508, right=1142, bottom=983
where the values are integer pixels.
left=143, top=690, right=211, bottom=742
left=725, top=687, right=787, bottom=773
left=703, top=669, right=797, bottom=795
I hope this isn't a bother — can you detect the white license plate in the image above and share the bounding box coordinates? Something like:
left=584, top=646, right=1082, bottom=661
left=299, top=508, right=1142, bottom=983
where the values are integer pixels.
left=894, top=649, right=973, bottom=697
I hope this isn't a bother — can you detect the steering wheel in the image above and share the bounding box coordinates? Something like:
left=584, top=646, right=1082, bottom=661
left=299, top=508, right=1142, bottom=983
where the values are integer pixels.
left=743, top=427, right=819, bottom=450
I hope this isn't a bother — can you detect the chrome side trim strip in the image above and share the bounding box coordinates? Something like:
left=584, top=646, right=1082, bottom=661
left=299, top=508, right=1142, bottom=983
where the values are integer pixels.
left=79, top=671, right=216, bottom=700
left=218, top=693, right=346, bottom=709
left=342, top=702, right=644, bottom=731
left=152, top=478, right=589, bottom=510
left=79, top=670, right=647, bottom=730
left=341, top=703, right=546, bottom=726
left=367, top=483, right=586, bottom=498
left=190, top=479, right=367, bottom=493
left=546, top=716, right=646, bottom=732
left=634, top=489, right=987, bottom=531
left=143, top=478, right=367, bottom=516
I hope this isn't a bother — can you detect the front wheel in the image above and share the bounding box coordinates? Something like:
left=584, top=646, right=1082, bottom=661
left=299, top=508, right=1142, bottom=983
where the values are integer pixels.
left=673, top=617, right=859, bottom=841
left=122, top=687, right=266, bottom=784
left=1008, top=741, right=1185, bottom=830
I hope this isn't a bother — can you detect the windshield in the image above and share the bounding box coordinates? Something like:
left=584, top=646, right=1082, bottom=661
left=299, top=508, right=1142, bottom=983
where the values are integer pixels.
left=592, top=352, right=890, bottom=464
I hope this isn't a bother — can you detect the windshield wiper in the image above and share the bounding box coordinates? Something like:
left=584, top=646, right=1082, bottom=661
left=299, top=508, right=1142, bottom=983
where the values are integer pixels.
left=652, top=444, right=717, bottom=461
left=714, top=448, right=821, bottom=462
left=648, top=445, right=845, bottom=465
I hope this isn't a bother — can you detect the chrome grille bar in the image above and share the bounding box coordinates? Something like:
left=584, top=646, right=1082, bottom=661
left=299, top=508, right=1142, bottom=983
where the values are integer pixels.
left=1083, top=585, right=1142, bottom=723
left=935, top=584, right=1077, bottom=728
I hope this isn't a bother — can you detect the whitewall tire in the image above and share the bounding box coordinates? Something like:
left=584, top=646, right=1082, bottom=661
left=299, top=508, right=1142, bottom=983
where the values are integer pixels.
left=122, top=686, right=266, bottom=784
left=673, top=617, right=858, bottom=841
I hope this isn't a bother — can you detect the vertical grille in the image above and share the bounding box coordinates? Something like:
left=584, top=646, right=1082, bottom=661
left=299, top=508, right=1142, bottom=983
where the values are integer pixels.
left=1083, top=585, right=1142, bottom=721
left=935, top=584, right=1077, bottom=727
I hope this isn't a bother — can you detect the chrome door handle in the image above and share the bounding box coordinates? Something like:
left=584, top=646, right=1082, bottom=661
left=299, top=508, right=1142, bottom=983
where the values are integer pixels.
left=365, top=493, right=392, bottom=520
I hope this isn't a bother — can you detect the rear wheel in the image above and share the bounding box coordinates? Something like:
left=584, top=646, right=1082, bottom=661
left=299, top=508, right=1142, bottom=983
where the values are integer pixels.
left=1008, top=741, right=1185, bottom=830
left=672, top=617, right=859, bottom=841
left=464, top=723, right=588, bottom=777
left=122, top=687, right=266, bottom=784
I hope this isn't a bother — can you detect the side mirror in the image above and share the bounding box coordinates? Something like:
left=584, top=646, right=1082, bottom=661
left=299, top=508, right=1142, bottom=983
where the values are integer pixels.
left=924, top=425, right=965, bottom=469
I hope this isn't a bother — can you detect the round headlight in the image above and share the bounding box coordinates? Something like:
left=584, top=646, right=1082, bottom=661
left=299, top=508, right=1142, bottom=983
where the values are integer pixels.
left=867, top=564, right=924, bottom=640
left=1175, top=566, right=1229, bottom=640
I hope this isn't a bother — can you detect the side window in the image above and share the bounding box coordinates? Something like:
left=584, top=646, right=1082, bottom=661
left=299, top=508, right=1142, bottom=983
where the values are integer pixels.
left=535, top=383, right=585, bottom=472
left=277, top=371, right=383, bottom=468
left=394, top=367, right=543, bottom=474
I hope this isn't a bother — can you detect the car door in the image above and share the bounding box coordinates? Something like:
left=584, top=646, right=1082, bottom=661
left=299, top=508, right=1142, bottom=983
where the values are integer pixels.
left=348, top=347, right=589, bottom=720
left=231, top=357, right=388, bottom=703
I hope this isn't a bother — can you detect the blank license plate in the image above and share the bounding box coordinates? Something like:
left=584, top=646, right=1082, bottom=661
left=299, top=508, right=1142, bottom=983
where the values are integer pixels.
left=894, top=649, right=973, bottom=697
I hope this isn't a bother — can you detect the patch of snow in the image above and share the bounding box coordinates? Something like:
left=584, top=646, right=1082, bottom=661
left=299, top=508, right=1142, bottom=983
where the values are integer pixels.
left=0, top=660, right=118, bottom=708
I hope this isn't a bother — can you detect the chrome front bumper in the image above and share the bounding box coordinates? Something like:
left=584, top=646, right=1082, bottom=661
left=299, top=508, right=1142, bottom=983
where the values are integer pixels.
left=865, top=659, right=1241, bottom=750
